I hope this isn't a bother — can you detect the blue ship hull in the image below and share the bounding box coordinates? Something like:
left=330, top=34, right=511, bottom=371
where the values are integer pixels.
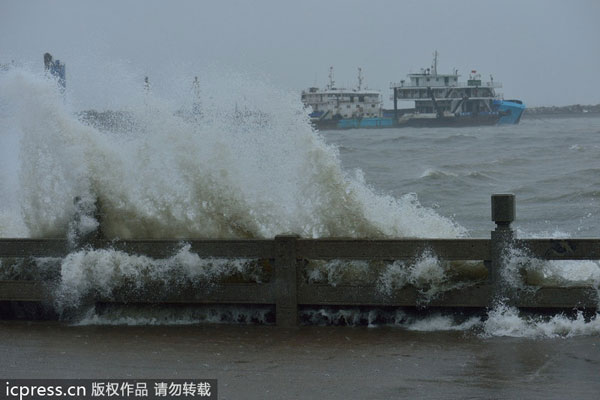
left=337, top=117, right=394, bottom=129
left=311, top=100, right=525, bottom=130
left=496, top=100, right=526, bottom=124
left=312, top=117, right=395, bottom=130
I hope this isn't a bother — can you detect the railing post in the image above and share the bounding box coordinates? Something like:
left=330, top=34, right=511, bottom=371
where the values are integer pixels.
left=490, top=194, right=515, bottom=304
left=273, top=234, right=299, bottom=328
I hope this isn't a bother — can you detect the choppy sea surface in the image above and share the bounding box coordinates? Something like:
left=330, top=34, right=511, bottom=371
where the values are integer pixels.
left=324, top=116, right=600, bottom=238
left=0, top=67, right=599, bottom=340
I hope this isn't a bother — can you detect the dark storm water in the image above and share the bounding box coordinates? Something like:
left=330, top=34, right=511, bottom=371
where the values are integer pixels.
left=1, top=322, right=599, bottom=400
left=323, top=115, right=600, bottom=238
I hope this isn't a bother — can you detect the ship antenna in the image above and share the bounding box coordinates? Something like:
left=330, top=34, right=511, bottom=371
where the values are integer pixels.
left=328, top=66, right=335, bottom=90
left=357, top=67, right=363, bottom=91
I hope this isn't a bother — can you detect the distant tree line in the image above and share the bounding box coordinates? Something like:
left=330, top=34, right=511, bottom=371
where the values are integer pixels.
left=524, top=104, right=600, bottom=115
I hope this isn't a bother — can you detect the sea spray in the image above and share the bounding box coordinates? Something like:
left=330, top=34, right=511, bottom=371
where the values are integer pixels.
left=377, top=252, right=484, bottom=304
left=0, top=67, right=464, bottom=240
left=75, top=304, right=274, bottom=326
left=501, top=231, right=600, bottom=298
left=305, top=259, right=372, bottom=287
left=482, top=305, right=600, bottom=338
left=483, top=236, right=600, bottom=337
left=378, top=251, right=448, bottom=301
left=301, top=307, right=482, bottom=330
left=0, top=66, right=467, bottom=320
left=299, top=306, right=600, bottom=337
left=54, top=245, right=263, bottom=314
left=404, top=314, right=481, bottom=331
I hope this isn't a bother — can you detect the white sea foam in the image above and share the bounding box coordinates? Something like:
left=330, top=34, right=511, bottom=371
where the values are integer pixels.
left=484, top=225, right=600, bottom=337
left=419, top=168, right=458, bottom=179
left=502, top=231, right=600, bottom=293
left=483, top=305, right=600, bottom=338
left=378, top=252, right=448, bottom=301
left=301, top=306, right=600, bottom=337
left=0, top=66, right=465, bottom=321
left=404, top=314, right=481, bottom=332
left=305, top=253, right=483, bottom=305
left=306, top=259, right=372, bottom=287
left=75, top=305, right=273, bottom=326
left=54, top=245, right=261, bottom=313
left=301, top=308, right=482, bottom=331
left=0, top=67, right=463, bottom=240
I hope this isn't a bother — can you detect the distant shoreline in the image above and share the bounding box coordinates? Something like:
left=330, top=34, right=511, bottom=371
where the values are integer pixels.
left=523, top=104, right=600, bottom=118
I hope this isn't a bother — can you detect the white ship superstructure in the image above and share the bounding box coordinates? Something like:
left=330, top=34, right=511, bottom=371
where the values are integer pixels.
left=301, top=67, right=383, bottom=121
left=391, top=51, right=505, bottom=121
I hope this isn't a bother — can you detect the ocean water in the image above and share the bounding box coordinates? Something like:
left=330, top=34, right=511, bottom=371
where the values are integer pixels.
left=325, top=116, right=600, bottom=238
left=1, top=67, right=599, bottom=338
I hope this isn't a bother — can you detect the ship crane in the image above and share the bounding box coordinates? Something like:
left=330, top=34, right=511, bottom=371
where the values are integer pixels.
left=357, top=67, right=363, bottom=91
left=451, top=96, right=469, bottom=114
left=328, top=66, right=335, bottom=90
left=427, top=87, right=443, bottom=118
left=431, top=50, right=438, bottom=76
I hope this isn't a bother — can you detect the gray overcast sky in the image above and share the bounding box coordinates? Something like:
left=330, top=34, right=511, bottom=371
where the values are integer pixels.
left=1, top=0, right=599, bottom=107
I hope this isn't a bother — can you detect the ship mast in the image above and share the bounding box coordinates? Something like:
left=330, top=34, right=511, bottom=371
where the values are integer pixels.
left=328, top=66, right=335, bottom=90
left=357, top=67, right=363, bottom=91
left=432, top=50, right=438, bottom=76
left=192, top=76, right=201, bottom=115
left=193, top=76, right=201, bottom=98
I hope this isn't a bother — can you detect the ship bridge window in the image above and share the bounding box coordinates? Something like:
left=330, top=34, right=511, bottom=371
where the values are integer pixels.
left=445, top=77, right=449, bottom=85
left=359, top=95, right=364, bottom=101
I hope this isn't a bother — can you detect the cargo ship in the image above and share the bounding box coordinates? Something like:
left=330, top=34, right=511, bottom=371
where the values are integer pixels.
left=301, top=67, right=393, bottom=130
left=303, top=53, right=525, bottom=130
left=389, top=52, right=525, bottom=127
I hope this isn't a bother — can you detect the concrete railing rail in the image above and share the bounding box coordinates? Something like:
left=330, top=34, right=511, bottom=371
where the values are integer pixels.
left=1, top=194, right=598, bottom=327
